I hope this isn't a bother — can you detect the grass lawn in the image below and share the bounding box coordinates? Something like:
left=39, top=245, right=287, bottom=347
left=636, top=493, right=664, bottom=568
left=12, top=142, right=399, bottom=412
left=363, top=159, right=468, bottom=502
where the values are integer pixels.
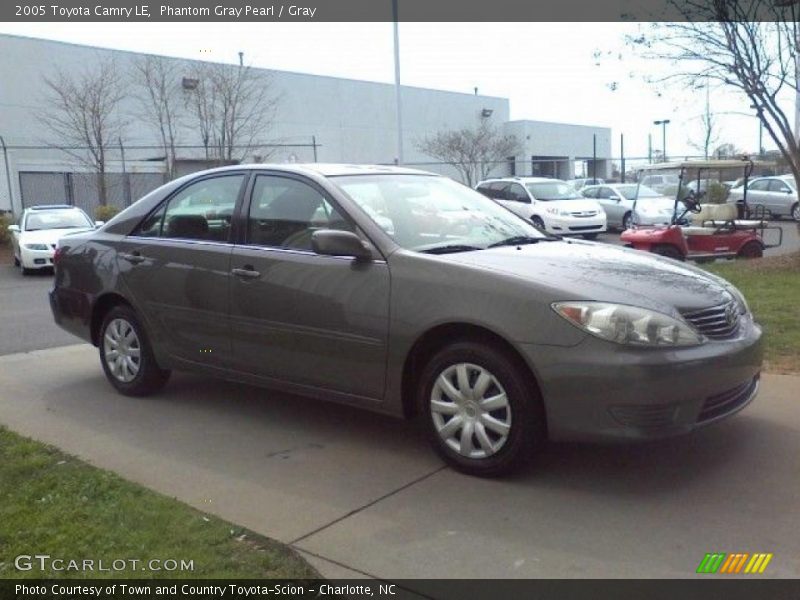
left=0, top=426, right=317, bottom=579
left=704, top=251, right=800, bottom=374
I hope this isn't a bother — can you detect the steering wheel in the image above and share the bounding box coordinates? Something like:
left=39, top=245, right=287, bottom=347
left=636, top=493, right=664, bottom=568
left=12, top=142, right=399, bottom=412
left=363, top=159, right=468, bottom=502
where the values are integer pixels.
left=683, top=190, right=704, bottom=213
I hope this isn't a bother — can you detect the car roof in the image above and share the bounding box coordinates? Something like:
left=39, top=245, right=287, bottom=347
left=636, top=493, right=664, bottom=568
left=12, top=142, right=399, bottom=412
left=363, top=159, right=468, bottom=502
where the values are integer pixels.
left=193, top=163, right=435, bottom=178
left=26, top=204, right=76, bottom=211
left=477, top=177, right=559, bottom=185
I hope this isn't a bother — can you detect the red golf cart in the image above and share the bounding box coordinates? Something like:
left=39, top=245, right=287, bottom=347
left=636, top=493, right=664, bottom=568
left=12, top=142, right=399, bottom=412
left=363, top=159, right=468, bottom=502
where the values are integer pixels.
left=620, top=159, right=782, bottom=261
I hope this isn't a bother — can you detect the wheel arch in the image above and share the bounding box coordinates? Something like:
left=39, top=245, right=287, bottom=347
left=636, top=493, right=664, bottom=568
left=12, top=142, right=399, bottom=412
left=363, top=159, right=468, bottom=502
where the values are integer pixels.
left=400, top=322, right=546, bottom=428
left=90, top=293, right=132, bottom=346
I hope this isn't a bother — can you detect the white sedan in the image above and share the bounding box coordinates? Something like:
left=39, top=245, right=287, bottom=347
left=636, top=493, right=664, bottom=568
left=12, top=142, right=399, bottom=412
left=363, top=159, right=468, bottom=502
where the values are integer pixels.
left=7, top=205, right=99, bottom=274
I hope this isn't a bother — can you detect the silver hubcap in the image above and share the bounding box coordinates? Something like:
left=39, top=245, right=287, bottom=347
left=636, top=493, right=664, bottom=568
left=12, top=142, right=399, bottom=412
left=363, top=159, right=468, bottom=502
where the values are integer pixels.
left=793, top=205, right=800, bottom=221
left=430, top=363, right=511, bottom=459
left=103, top=318, right=141, bottom=383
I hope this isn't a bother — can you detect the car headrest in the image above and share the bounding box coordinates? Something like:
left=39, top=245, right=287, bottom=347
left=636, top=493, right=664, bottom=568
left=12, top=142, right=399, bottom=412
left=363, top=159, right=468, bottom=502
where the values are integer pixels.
left=167, top=214, right=209, bottom=238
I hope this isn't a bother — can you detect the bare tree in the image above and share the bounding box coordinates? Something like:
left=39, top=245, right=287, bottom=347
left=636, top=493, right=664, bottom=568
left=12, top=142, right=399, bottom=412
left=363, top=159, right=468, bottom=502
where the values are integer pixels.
left=41, top=58, right=126, bottom=205
left=133, top=55, right=185, bottom=180
left=629, top=1, right=800, bottom=188
left=689, top=110, right=721, bottom=159
left=185, top=61, right=280, bottom=165
left=714, top=142, right=741, bottom=158
left=415, top=120, right=520, bottom=186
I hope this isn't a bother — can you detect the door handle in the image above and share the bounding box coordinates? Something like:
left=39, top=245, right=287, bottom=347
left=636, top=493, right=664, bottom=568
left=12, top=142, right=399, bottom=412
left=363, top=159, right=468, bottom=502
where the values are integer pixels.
left=232, top=267, right=260, bottom=279
left=120, top=252, right=146, bottom=264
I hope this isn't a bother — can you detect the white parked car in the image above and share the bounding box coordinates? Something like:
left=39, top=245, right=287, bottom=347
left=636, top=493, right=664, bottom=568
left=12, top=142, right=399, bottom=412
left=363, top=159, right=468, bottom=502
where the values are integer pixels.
left=582, top=183, right=686, bottom=230
left=569, top=177, right=605, bottom=191
left=639, top=173, right=680, bottom=194
left=7, top=205, right=99, bottom=274
left=476, top=177, right=606, bottom=239
left=727, top=175, right=800, bottom=221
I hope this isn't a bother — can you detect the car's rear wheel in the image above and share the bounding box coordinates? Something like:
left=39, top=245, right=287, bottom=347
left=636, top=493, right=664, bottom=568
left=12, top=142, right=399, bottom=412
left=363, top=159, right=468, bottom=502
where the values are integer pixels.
left=792, top=202, right=800, bottom=222
left=737, top=241, right=763, bottom=259
left=99, top=305, right=170, bottom=396
left=418, top=341, right=544, bottom=477
left=652, top=244, right=684, bottom=261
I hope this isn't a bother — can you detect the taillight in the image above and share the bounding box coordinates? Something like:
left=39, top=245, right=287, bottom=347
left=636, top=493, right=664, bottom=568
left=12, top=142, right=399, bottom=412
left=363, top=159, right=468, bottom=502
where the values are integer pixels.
left=53, top=247, right=66, bottom=265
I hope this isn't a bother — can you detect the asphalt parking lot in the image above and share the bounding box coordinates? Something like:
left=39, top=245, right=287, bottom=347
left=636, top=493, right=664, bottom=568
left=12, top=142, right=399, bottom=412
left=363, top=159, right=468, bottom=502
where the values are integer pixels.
left=0, top=225, right=798, bottom=582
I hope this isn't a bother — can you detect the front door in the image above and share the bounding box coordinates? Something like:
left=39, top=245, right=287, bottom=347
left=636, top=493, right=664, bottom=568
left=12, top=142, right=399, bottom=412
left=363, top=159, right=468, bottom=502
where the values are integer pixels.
left=118, top=172, right=247, bottom=366
left=229, top=173, right=390, bottom=400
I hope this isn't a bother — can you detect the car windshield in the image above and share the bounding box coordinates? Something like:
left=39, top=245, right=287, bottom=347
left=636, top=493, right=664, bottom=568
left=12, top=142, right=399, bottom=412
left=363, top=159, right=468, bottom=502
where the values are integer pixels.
left=333, top=174, right=547, bottom=253
left=617, top=185, right=661, bottom=200
left=525, top=181, right=582, bottom=201
left=25, top=210, right=92, bottom=231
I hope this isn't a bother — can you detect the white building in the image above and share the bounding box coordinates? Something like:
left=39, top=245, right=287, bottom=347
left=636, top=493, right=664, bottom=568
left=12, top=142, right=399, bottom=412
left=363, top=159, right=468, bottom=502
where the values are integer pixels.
left=0, top=33, right=611, bottom=215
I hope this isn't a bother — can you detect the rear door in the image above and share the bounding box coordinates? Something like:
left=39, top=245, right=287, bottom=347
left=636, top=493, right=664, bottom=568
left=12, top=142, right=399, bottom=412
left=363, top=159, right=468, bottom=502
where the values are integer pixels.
left=745, top=179, right=770, bottom=215
left=228, top=172, right=390, bottom=399
left=118, top=172, right=247, bottom=366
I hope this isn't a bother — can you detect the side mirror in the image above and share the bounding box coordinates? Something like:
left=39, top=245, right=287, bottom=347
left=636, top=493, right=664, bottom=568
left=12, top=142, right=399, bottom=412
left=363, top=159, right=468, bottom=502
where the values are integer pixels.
left=95, top=221, right=105, bottom=227
left=7, top=224, right=19, bottom=233
left=311, top=229, right=372, bottom=260
left=608, top=195, right=621, bottom=202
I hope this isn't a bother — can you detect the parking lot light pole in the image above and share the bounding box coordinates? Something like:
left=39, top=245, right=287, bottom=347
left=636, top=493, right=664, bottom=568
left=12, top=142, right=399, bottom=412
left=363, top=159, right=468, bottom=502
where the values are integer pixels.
left=0, top=135, right=14, bottom=216
left=750, top=104, right=764, bottom=158
left=654, top=119, right=670, bottom=162
left=392, top=0, right=404, bottom=165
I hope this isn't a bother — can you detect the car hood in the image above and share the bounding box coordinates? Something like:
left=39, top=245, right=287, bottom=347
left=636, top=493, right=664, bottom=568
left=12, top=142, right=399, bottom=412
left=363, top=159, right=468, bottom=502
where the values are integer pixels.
left=21, top=228, right=93, bottom=245
left=442, top=240, right=733, bottom=314
left=635, top=198, right=680, bottom=213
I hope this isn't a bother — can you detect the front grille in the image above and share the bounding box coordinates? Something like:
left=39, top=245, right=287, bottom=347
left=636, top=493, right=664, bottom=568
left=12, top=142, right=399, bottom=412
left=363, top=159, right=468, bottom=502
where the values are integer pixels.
left=698, top=376, right=758, bottom=422
left=569, top=211, right=598, bottom=218
left=609, top=403, right=679, bottom=429
left=680, top=301, right=740, bottom=339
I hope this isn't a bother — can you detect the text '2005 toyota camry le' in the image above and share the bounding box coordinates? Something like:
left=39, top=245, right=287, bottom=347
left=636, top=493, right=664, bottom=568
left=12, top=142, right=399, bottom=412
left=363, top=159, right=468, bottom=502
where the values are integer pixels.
left=50, top=164, right=762, bottom=476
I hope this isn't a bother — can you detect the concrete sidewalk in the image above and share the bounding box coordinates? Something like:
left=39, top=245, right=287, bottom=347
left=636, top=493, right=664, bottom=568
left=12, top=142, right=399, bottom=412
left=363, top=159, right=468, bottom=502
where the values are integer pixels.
left=1, top=345, right=798, bottom=580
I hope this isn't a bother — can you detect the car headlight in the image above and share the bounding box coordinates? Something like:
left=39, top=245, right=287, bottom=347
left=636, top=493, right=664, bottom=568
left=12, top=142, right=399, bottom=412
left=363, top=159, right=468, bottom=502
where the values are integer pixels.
left=725, top=285, right=750, bottom=315
left=552, top=301, right=705, bottom=346
left=24, top=243, right=49, bottom=251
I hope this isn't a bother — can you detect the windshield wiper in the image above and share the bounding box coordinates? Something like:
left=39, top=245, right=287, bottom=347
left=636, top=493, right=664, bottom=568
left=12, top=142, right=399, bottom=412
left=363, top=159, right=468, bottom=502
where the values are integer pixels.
left=420, top=244, right=483, bottom=255
left=488, top=235, right=561, bottom=248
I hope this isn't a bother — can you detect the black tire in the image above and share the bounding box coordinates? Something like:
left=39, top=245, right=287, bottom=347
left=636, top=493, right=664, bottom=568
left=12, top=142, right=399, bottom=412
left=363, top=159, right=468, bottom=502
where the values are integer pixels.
left=652, top=244, right=684, bottom=261
left=531, top=216, right=545, bottom=230
left=13, top=256, right=20, bottom=267
left=417, top=341, right=545, bottom=477
left=737, top=241, right=763, bottom=259
left=622, top=212, right=633, bottom=231
left=582, top=233, right=599, bottom=240
left=99, top=305, right=170, bottom=396
left=21, top=266, right=33, bottom=275
left=792, top=202, right=800, bottom=222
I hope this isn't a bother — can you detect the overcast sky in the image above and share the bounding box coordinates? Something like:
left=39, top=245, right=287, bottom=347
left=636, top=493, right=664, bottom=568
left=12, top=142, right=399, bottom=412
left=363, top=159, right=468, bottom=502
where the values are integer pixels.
left=0, top=22, right=785, bottom=163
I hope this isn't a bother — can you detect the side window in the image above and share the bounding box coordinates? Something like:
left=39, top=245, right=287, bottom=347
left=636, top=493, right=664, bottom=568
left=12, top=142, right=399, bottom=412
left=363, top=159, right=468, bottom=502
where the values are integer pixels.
left=582, top=187, right=598, bottom=199
left=749, top=179, right=769, bottom=192
left=768, top=179, right=790, bottom=193
left=490, top=182, right=510, bottom=200
left=476, top=184, right=493, bottom=199
left=247, top=175, right=354, bottom=251
left=507, top=183, right=530, bottom=203
left=135, top=175, right=244, bottom=241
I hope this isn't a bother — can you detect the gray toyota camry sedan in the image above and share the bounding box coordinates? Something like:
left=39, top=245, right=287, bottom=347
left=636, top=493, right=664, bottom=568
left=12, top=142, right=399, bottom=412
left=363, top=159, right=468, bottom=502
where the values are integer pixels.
left=50, top=164, right=762, bottom=476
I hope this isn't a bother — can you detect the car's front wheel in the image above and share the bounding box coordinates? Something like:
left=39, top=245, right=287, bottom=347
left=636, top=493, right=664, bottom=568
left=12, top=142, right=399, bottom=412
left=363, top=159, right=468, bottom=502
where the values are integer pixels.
left=418, top=341, right=544, bottom=477
left=531, top=216, right=545, bottom=230
left=792, top=202, right=800, bottom=222
left=99, top=305, right=170, bottom=396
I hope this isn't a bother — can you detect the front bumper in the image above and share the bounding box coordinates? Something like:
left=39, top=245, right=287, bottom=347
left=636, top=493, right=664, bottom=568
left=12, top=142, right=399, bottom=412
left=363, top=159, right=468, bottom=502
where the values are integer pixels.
left=20, top=246, right=56, bottom=269
left=544, top=214, right=607, bottom=235
left=520, top=313, right=763, bottom=442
